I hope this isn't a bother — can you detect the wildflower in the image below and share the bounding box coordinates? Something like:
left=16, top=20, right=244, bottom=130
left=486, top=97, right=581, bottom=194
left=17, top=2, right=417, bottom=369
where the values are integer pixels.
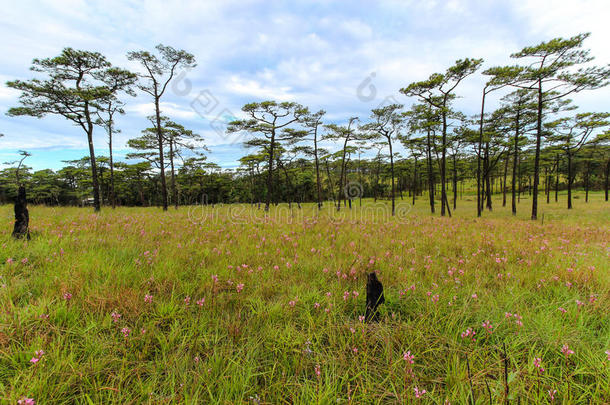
left=605, top=349, right=610, bottom=361
left=184, top=296, right=191, bottom=305
left=431, top=294, right=439, bottom=303
left=352, top=347, right=358, bottom=353
left=21, top=258, right=28, bottom=264
left=414, top=386, right=427, bottom=398
left=561, top=344, right=574, bottom=357
left=236, top=283, right=244, bottom=293
left=314, top=364, right=321, bottom=377
left=533, top=357, right=544, bottom=373
left=403, top=351, right=415, bottom=364
left=461, top=328, right=476, bottom=341
left=6, top=258, right=14, bottom=264
left=39, top=314, right=49, bottom=319
left=18, top=398, right=35, bottom=405
left=29, top=357, right=39, bottom=364
left=558, top=307, right=567, bottom=314
left=196, top=298, right=205, bottom=306
left=358, top=315, right=365, bottom=322
left=575, top=300, right=584, bottom=308
left=314, top=302, right=320, bottom=309
left=548, top=389, right=557, bottom=401
left=144, top=294, right=153, bottom=303
left=471, top=293, right=478, bottom=300
left=63, top=292, right=72, bottom=300
left=289, top=300, right=296, bottom=307
left=111, top=312, right=121, bottom=323
left=482, top=320, right=493, bottom=333
left=121, top=327, right=131, bottom=338
left=352, top=291, right=359, bottom=297
left=211, top=274, right=218, bottom=283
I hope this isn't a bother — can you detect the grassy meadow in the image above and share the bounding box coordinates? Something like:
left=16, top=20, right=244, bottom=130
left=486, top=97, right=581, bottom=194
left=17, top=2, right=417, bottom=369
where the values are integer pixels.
left=0, top=192, right=609, bottom=404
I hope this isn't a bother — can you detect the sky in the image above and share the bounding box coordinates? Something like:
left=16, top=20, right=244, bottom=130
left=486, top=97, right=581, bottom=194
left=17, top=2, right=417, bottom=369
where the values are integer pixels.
left=1, top=0, right=609, bottom=171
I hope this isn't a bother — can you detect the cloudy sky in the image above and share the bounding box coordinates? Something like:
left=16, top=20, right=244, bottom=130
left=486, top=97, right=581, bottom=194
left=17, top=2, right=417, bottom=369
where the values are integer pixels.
left=1, top=0, right=609, bottom=171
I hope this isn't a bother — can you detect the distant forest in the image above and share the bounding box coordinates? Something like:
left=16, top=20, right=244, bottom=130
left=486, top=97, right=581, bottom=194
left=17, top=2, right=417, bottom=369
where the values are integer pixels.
left=2, top=33, right=609, bottom=219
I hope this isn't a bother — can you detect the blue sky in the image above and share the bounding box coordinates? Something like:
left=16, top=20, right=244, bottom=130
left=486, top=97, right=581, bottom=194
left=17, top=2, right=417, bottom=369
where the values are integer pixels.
left=1, top=0, right=609, bottom=171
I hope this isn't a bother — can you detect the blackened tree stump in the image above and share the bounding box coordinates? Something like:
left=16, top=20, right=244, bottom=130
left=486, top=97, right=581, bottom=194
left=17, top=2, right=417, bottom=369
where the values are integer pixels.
left=12, top=186, right=30, bottom=240
left=365, top=272, right=384, bottom=322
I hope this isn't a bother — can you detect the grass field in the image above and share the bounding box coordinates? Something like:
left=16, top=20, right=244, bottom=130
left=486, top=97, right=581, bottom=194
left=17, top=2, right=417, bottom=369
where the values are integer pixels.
left=1, top=192, right=609, bottom=404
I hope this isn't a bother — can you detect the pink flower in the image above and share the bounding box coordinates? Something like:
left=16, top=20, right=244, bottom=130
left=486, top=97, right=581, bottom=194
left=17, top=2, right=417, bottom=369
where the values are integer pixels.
left=352, top=347, right=358, bottom=353
left=288, top=300, right=296, bottom=307
left=461, top=327, right=476, bottom=341
left=471, top=293, right=478, bottom=300
left=211, top=274, right=218, bottom=283
left=29, top=357, right=39, bottom=364
left=35, top=350, right=44, bottom=358
left=21, top=258, right=28, bottom=264
left=18, top=398, right=35, bottom=405
left=533, top=357, right=544, bottom=373
left=184, top=296, right=191, bottom=305
left=414, top=386, right=427, bottom=398
left=6, top=258, right=14, bottom=264
left=63, top=292, right=72, bottom=300
left=482, top=320, right=493, bottom=333
left=144, top=294, right=153, bottom=303
left=314, top=364, right=321, bottom=376
left=111, top=312, right=121, bottom=323
left=196, top=298, right=205, bottom=306
left=548, top=389, right=557, bottom=401
left=606, top=350, right=610, bottom=361
left=558, top=307, right=567, bottom=314
left=121, top=327, right=131, bottom=338
left=314, top=302, right=320, bottom=309
left=358, top=315, right=365, bottom=323
left=431, top=294, right=439, bottom=303
left=561, top=344, right=574, bottom=357
left=236, top=283, right=244, bottom=293
left=403, top=351, right=415, bottom=364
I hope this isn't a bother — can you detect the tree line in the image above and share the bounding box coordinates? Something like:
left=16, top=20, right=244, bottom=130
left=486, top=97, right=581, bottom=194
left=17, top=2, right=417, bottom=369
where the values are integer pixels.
left=3, top=34, right=610, bottom=219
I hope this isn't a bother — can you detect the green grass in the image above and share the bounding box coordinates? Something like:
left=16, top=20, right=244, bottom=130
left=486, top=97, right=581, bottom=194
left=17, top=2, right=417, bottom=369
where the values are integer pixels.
left=0, top=192, right=609, bottom=404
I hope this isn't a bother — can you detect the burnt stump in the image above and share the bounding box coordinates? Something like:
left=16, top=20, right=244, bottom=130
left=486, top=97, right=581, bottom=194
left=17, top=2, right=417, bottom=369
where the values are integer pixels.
left=12, top=186, right=30, bottom=240
left=365, top=272, right=384, bottom=322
